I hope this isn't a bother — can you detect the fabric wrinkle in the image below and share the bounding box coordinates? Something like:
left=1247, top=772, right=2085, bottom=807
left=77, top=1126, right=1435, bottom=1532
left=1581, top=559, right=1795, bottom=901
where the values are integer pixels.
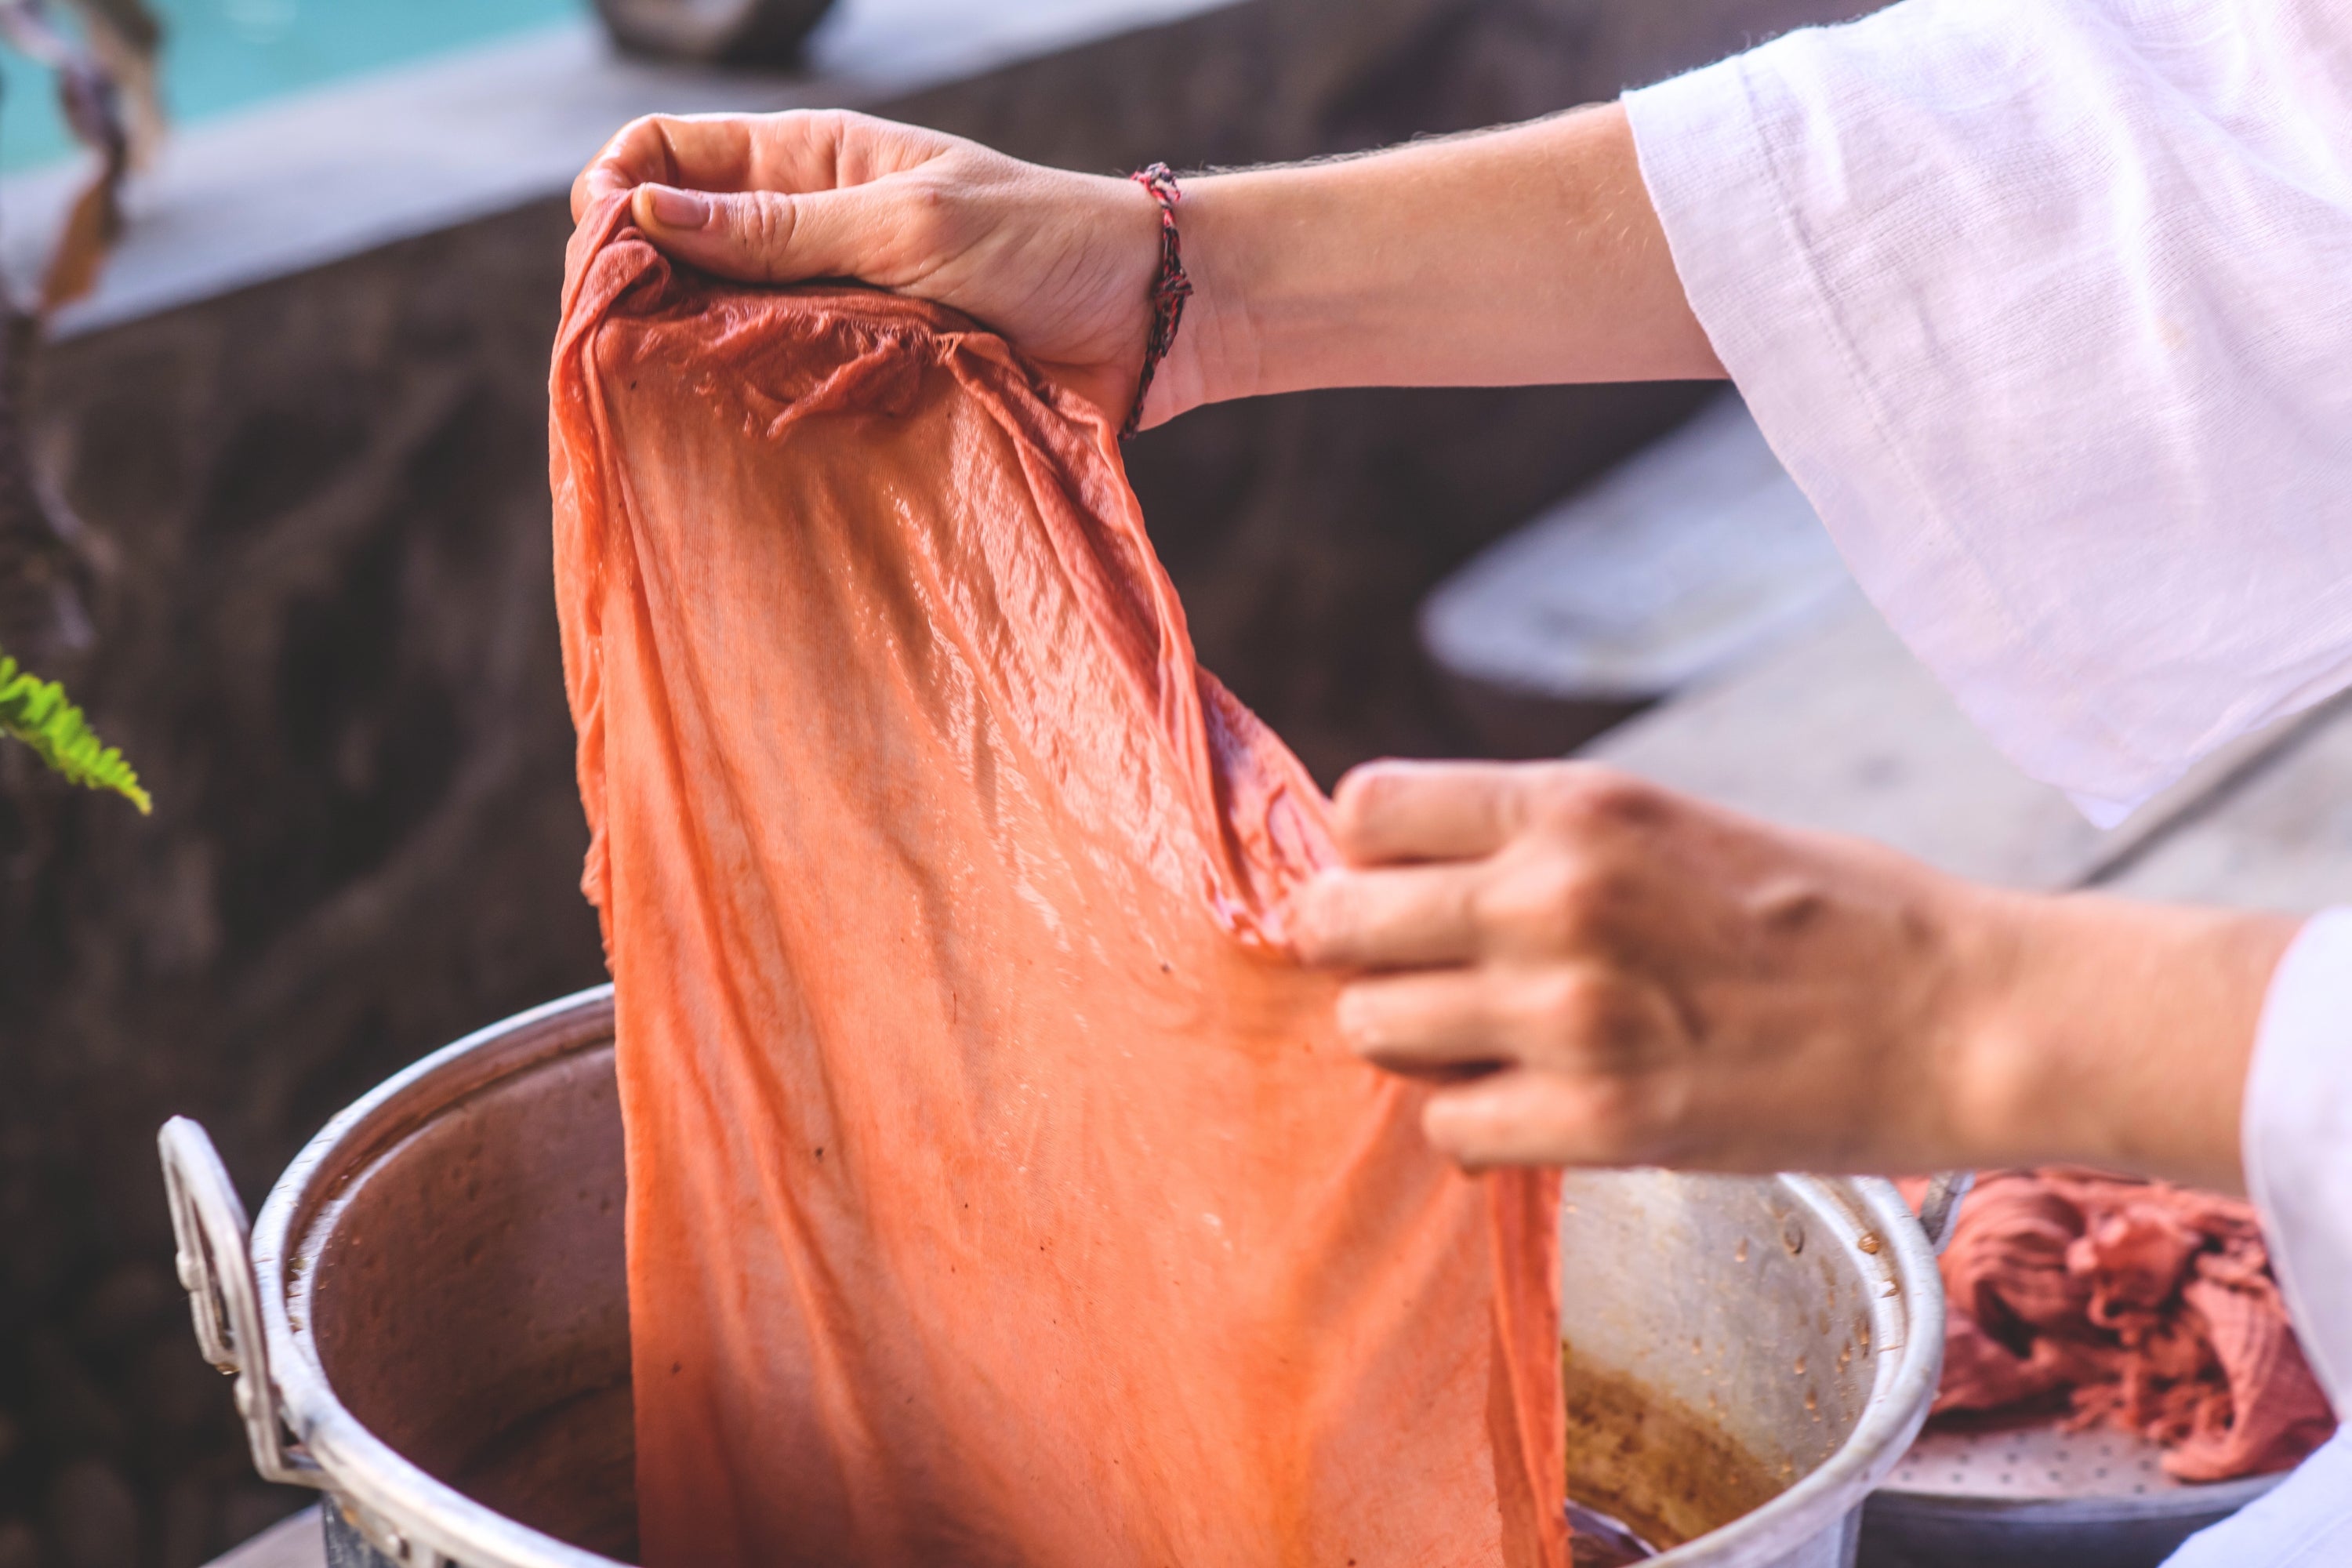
left=549, top=191, right=1566, bottom=1568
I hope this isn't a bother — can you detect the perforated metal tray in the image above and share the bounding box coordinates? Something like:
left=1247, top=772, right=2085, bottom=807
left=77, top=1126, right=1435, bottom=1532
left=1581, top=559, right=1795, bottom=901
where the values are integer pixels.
left=1860, top=1418, right=2285, bottom=1568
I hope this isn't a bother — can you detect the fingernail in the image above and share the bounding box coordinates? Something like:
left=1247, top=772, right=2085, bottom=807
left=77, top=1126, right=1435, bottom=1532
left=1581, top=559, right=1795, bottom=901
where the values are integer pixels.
left=644, top=185, right=710, bottom=230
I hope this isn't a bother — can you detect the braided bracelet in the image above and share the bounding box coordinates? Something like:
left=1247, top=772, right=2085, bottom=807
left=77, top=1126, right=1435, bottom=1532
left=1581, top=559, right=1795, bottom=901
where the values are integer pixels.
left=1122, top=162, right=1194, bottom=440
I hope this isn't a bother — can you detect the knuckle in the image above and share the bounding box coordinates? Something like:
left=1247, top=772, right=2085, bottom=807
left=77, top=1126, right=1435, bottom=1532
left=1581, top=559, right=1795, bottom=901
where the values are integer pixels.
left=1560, top=1076, right=1657, bottom=1163
left=586, top=115, right=660, bottom=177
left=902, top=182, right=956, bottom=238
left=1553, top=971, right=1616, bottom=1037
left=1514, top=968, right=1656, bottom=1068
left=738, top=195, right=798, bottom=270
left=757, top=107, right=827, bottom=151
left=882, top=180, right=959, bottom=260
left=614, top=112, right=665, bottom=145
left=1425, top=1070, right=1654, bottom=1168
left=786, top=107, right=850, bottom=144
left=1530, top=764, right=1665, bottom=838
left=1468, top=866, right=1533, bottom=945
left=1475, top=856, right=1606, bottom=951
left=836, top=108, right=916, bottom=144
left=1517, top=970, right=1612, bottom=1053
left=1333, top=761, right=1406, bottom=832
left=850, top=112, right=967, bottom=177
left=641, top=114, right=694, bottom=173
left=1511, top=970, right=1588, bottom=1050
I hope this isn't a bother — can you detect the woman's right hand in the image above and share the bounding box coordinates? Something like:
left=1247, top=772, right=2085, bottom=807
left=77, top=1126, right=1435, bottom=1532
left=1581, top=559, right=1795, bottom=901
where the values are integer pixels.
left=1292, top=759, right=2296, bottom=1193
left=572, top=110, right=1192, bottom=429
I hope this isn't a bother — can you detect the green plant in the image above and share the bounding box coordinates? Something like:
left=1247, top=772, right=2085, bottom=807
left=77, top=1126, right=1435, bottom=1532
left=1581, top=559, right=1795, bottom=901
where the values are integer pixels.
left=0, top=642, right=147, bottom=811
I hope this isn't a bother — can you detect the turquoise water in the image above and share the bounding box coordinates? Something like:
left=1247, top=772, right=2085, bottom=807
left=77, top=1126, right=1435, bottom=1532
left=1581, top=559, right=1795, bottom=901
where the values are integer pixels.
left=1, top=0, right=588, bottom=172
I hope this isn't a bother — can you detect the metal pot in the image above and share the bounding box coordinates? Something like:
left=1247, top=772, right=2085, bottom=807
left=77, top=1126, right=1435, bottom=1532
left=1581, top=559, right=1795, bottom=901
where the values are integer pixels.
left=1555, top=1174, right=1945, bottom=1566
left=162, top=985, right=1944, bottom=1568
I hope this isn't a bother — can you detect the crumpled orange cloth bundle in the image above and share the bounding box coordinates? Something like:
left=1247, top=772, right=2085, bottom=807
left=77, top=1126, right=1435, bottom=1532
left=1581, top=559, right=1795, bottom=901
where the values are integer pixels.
left=1931, top=1168, right=2336, bottom=1480
left=548, top=193, right=1566, bottom=1568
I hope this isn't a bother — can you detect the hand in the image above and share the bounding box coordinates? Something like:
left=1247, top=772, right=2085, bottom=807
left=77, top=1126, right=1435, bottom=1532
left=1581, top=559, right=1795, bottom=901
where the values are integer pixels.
left=572, top=110, right=1185, bottom=427
left=1294, top=760, right=2294, bottom=1190
left=574, top=103, right=1722, bottom=431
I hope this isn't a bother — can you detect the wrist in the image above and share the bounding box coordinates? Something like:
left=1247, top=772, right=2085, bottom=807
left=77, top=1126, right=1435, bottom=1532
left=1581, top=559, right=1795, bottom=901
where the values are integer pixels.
left=1928, top=885, right=2066, bottom=1171
left=1130, top=102, right=1722, bottom=419
left=1937, top=887, right=2299, bottom=1189
left=1149, top=172, right=1264, bottom=413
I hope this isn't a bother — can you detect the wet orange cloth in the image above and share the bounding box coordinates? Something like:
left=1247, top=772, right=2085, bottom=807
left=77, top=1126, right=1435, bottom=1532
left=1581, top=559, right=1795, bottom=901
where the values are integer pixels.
left=549, top=194, right=1566, bottom=1568
left=1931, top=1169, right=2336, bottom=1480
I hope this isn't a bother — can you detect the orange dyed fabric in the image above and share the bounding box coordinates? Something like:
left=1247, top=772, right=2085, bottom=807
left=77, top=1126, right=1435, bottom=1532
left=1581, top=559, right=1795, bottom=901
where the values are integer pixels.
left=549, top=194, right=1566, bottom=1568
left=1931, top=1169, right=2336, bottom=1480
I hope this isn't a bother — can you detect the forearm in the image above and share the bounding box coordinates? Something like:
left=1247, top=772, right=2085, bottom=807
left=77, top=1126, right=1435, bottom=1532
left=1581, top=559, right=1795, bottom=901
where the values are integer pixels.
left=1942, top=889, right=2300, bottom=1192
left=1171, top=103, right=1724, bottom=406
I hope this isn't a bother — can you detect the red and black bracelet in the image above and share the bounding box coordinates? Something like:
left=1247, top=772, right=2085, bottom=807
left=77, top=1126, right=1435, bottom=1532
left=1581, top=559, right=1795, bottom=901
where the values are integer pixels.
left=1123, top=162, right=1194, bottom=440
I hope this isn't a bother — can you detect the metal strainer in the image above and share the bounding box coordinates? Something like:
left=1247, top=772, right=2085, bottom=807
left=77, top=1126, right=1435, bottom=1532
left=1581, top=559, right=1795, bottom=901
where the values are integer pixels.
left=1858, top=1171, right=2290, bottom=1568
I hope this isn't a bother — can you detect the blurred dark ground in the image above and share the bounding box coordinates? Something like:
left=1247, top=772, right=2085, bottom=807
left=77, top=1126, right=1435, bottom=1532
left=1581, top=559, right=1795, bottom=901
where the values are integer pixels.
left=0, top=0, right=1860, bottom=1562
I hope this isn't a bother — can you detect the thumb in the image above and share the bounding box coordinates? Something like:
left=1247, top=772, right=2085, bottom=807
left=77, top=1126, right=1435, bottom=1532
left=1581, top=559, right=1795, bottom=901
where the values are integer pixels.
left=630, top=183, right=896, bottom=286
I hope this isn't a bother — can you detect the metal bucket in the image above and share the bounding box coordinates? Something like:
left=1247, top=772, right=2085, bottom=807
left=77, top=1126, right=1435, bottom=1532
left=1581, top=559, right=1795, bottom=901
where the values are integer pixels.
left=162, top=985, right=1943, bottom=1568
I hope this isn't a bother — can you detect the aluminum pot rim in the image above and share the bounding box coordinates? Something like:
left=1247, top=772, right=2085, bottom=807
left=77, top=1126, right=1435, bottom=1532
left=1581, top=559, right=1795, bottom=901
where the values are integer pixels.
left=1637, top=1171, right=1943, bottom=1566
left=253, top=983, right=629, bottom=1568
left=249, top=985, right=1944, bottom=1568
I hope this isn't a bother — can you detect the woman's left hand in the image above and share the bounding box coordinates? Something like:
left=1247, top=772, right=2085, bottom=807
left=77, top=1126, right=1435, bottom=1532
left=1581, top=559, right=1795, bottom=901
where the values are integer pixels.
left=1293, top=760, right=2292, bottom=1189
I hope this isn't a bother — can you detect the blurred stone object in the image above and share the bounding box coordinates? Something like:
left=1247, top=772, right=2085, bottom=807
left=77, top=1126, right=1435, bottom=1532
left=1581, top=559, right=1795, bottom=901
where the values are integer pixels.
left=1421, top=393, right=1854, bottom=757
left=593, top=0, right=838, bottom=64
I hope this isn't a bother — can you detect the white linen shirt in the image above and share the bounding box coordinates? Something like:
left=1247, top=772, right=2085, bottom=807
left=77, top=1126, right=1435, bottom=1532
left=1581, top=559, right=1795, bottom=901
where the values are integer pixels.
left=1623, top=0, right=2352, bottom=1486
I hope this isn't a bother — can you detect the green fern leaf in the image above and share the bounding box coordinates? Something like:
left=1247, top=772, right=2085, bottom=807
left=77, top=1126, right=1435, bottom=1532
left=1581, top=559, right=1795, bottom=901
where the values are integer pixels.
left=0, top=645, right=151, bottom=814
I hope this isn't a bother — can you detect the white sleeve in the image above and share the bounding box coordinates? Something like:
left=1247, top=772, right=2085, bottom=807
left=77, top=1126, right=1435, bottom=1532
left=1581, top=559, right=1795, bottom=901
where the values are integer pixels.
left=2246, top=909, right=2352, bottom=1415
left=1623, top=0, right=2352, bottom=826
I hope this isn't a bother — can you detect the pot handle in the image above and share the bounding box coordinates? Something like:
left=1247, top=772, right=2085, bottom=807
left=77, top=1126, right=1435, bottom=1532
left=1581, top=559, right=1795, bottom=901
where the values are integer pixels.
left=158, top=1116, right=325, bottom=1490
left=1914, top=1169, right=1974, bottom=1256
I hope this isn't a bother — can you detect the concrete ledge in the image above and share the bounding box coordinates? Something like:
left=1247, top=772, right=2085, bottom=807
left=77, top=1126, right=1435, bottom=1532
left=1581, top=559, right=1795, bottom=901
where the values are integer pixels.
left=1584, top=597, right=2333, bottom=893
left=2, top=0, right=1232, bottom=336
